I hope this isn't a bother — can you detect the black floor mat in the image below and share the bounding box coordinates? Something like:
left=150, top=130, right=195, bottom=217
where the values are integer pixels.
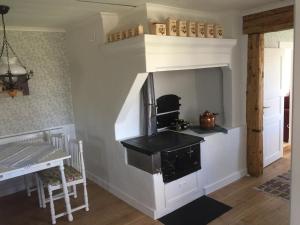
left=158, top=196, right=232, bottom=225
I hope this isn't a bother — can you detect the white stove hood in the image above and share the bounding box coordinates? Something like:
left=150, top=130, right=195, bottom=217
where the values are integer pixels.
left=109, top=35, right=237, bottom=140
left=102, top=34, right=237, bottom=73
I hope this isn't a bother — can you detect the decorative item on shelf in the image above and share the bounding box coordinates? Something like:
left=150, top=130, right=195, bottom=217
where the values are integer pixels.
left=214, top=24, right=223, bottom=38
left=107, top=33, right=114, bottom=43
left=205, top=23, right=215, bottom=38
left=135, top=24, right=144, bottom=36
left=106, top=24, right=144, bottom=43
left=187, top=21, right=196, bottom=37
left=128, top=27, right=136, bottom=37
left=122, top=30, right=129, bottom=39
left=177, top=20, right=187, bottom=37
left=199, top=111, right=218, bottom=129
left=0, top=5, right=33, bottom=98
left=166, top=18, right=177, bottom=36
left=196, top=22, right=205, bottom=38
left=151, top=22, right=167, bottom=36
left=114, top=32, right=122, bottom=41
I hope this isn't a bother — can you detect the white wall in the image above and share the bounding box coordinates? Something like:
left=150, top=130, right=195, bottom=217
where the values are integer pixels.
left=290, top=1, right=300, bottom=224
left=195, top=68, right=225, bottom=125
left=219, top=11, right=245, bottom=127
left=66, top=14, right=158, bottom=215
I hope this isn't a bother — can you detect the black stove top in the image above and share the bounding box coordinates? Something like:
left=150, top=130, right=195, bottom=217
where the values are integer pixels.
left=121, top=131, right=204, bottom=155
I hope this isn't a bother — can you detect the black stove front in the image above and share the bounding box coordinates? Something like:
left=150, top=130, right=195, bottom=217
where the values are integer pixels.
left=161, top=143, right=201, bottom=183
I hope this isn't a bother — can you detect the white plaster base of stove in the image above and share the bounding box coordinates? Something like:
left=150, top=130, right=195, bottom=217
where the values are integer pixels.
left=86, top=170, right=156, bottom=218
left=87, top=168, right=247, bottom=220
left=204, top=169, right=247, bottom=195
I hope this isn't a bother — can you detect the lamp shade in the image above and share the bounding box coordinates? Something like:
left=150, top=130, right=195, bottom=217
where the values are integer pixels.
left=0, top=57, right=27, bottom=75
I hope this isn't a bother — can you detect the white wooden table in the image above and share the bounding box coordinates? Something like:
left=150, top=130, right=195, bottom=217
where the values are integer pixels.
left=0, top=142, right=73, bottom=222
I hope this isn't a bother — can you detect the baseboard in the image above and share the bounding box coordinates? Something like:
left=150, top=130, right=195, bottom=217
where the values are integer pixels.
left=86, top=171, right=155, bottom=218
left=203, top=169, right=247, bottom=195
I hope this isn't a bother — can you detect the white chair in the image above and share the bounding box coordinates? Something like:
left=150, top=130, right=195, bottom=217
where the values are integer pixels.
left=26, top=132, right=65, bottom=199
left=47, top=132, right=66, bottom=150
left=38, top=138, right=89, bottom=224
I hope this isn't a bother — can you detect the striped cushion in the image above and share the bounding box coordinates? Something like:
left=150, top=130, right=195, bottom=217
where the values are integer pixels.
left=39, top=165, right=82, bottom=186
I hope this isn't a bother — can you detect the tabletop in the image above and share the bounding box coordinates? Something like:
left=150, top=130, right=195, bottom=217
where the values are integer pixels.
left=0, top=142, right=69, bottom=175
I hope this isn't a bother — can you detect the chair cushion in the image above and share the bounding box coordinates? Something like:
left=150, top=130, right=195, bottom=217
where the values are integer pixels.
left=39, top=165, right=82, bottom=186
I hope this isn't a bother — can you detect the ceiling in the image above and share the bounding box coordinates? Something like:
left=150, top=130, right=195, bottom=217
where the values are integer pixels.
left=0, top=0, right=292, bottom=29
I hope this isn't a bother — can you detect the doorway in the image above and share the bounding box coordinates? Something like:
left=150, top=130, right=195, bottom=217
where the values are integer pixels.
left=263, top=30, right=294, bottom=167
left=243, top=5, right=294, bottom=176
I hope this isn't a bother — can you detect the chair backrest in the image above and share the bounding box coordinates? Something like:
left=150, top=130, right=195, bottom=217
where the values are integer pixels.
left=47, top=132, right=66, bottom=150
left=66, top=137, right=86, bottom=180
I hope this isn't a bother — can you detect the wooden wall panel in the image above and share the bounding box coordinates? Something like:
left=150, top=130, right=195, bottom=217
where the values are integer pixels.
left=246, top=34, right=264, bottom=177
left=243, top=5, right=294, bottom=34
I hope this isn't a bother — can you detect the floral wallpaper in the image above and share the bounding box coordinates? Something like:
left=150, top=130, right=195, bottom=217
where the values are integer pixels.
left=0, top=31, right=74, bottom=136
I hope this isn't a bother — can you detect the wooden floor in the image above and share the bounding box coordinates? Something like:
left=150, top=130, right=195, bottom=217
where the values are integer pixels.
left=0, top=151, right=291, bottom=225
left=209, top=149, right=291, bottom=225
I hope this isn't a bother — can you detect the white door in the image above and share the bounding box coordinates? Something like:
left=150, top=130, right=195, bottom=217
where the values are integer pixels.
left=263, top=48, right=284, bottom=167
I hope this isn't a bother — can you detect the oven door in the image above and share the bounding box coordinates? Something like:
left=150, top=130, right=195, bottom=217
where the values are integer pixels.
left=161, top=144, right=201, bottom=183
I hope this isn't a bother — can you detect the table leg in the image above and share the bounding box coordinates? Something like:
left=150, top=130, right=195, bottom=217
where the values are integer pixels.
left=59, top=163, right=73, bottom=222
left=34, top=173, right=42, bottom=208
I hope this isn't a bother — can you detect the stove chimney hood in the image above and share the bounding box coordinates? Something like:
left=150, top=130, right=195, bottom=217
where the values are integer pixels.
left=101, top=34, right=237, bottom=73
left=111, top=34, right=237, bottom=141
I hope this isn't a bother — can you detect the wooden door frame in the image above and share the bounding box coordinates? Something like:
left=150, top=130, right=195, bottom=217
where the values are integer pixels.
left=243, top=5, right=294, bottom=176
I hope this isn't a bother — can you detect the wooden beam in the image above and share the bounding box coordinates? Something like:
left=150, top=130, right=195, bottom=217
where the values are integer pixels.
left=243, top=5, right=294, bottom=34
left=246, top=34, right=264, bottom=177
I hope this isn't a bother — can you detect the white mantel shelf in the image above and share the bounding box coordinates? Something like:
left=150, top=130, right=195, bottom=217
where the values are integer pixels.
left=101, top=34, right=237, bottom=72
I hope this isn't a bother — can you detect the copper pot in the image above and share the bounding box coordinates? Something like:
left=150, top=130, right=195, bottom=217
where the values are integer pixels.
left=199, top=111, right=218, bottom=129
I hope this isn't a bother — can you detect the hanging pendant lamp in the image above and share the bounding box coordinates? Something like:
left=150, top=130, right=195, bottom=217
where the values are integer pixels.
left=0, top=5, right=33, bottom=98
